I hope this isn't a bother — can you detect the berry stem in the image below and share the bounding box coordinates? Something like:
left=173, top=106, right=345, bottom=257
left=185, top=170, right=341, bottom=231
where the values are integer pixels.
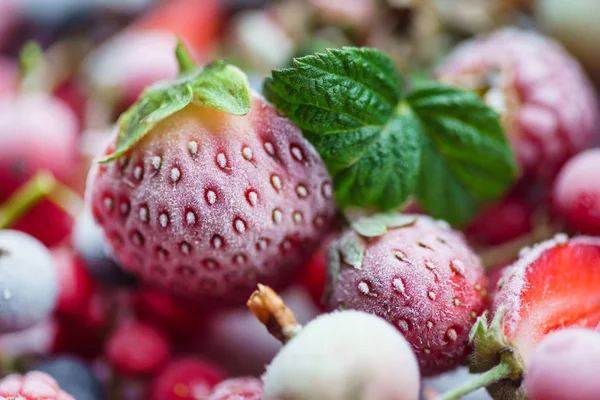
left=247, top=284, right=302, bottom=344
left=0, top=171, right=83, bottom=229
left=0, top=171, right=56, bottom=229
left=436, top=362, right=511, bottom=400
left=175, top=39, right=196, bottom=75
left=18, top=40, right=47, bottom=93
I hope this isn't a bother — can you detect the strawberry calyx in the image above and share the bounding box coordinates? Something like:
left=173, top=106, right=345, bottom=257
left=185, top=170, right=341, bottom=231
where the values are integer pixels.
left=439, top=307, right=526, bottom=400
left=99, top=40, right=251, bottom=163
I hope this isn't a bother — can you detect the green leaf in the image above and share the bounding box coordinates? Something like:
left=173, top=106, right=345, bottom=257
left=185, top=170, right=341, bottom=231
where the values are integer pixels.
left=406, top=84, right=518, bottom=225
left=338, top=231, right=365, bottom=270
left=264, top=47, right=518, bottom=225
left=351, top=212, right=416, bottom=238
left=100, top=61, right=251, bottom=163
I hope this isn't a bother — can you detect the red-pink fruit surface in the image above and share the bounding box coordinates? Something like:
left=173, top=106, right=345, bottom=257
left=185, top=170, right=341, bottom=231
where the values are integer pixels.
left=208, top=377, right=263, bottom=400
left=0, top=371, right=74, bottom=400
left=0, top=93, right=78, bottom=196
left=85, top=31, right=180, bottom=110
left=525, top=328, right=600, bottom=400
left=437, top=28, right=599, bottom=180
left=87, top=92, right=336, bottom=301
left=553, top=149, right=600, bottom=234
left=492, top=236, right=600, bottom=362
left=148, top=357, right=226, bottom=400
left=51, top=247, right=95, bottom=318
left=327, top=215, right=487, bottom=376
left=106, top=322, right=172, bottom=376
left=467, top=196, right=533, bottom=246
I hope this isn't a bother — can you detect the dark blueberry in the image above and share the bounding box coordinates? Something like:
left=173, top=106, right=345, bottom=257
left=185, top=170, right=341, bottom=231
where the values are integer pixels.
left=0, top=230, right=58, bottom=333
left=34, top=356, right=103, bottom=400
left=72, top=209, right=137, bottom=287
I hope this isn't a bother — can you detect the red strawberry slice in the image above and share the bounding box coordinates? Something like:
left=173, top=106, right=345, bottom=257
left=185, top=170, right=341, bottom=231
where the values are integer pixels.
left=495, top=235, right=600, bottom=360
left=469, top=235, right=600, bottom=399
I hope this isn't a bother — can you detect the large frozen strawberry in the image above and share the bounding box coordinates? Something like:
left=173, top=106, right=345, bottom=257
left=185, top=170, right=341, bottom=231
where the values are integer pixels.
left=87, top=44, right=335, bottom=302
left=468, top=235, right=600, bottom=399
left=437, top=28, right=599, bottom=181
left=0, top=371, right=74, bottom=400
left=325, top=213, right=487, bottom=376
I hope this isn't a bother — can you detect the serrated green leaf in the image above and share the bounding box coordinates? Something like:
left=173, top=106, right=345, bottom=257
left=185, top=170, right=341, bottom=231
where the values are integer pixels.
left=100, top=61, right=251, bottom=163
left=407, top=84, right=518, bottom=225
left=265, top=47, right=518, bottom=224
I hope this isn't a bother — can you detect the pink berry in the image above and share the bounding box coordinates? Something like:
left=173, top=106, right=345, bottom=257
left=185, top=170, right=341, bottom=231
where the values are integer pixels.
left=208, top=377, right=263, bottom=400
left=53, top=293, right=107, bottom=360
left=0, top=93, right=78, bottom=196
left=87, top=92, right=336, bottom=301
left=106, top=322, right=172, bottom=376
left=466, top=195, right=533, bottom=246
left=85, top=31, right=180, bottom=110
left=0, top=371, right=74, bottom=400
left=200, top=287, right=320, bottom=376
left=263, top=310, right=420, bottom=400
left=0, top=92, right=78, bottom=247
left=525, top=328, right=600, bottom=400
left=553, top=149, right=600, bottom=234
left=326, top=214, right=487, bottom=376
left=148, top=357, right=227, bottom=400
left=437, top=28, right=599, bottom=181
left=51, top=247, right=95, bottom=318
left=133, top=288, right=209, bottom=340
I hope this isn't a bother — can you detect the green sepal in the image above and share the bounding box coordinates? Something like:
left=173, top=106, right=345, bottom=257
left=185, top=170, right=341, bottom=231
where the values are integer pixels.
left=338, top=230, right=366, bottom=270
left=351, top=212, right=416, bottom=238
left=469, top=307, right=527, bottom=400
left=100, top=60, right=251, bottom=163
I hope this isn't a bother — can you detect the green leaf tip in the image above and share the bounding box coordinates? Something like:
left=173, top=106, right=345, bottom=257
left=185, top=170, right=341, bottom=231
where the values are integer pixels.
left=99, top=60, right=252, bottom=163
left=265, top=46, right=518, bottom=225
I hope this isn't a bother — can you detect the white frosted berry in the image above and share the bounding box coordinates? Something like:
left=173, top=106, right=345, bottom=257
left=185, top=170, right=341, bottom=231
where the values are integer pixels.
left=263, top=310, right=420, bottom=400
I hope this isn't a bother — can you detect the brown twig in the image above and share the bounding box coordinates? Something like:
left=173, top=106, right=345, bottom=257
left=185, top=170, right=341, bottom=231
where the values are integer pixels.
left=247, top=284, right=302, bottom=344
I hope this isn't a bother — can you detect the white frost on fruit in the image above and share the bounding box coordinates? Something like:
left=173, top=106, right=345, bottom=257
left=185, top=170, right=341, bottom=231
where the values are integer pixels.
left=263, top=310, right=420, bottom=400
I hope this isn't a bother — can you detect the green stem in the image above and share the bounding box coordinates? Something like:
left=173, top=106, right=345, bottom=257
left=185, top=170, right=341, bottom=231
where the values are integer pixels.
left=437, top=362, right=511, bottom=400
left=0, top=171, right=83, bottom=230
left=18, top=40, right=46, bottom=93
left=0, top=171, right=56, bottom=229
left=175, top=39, right=196, bottom=75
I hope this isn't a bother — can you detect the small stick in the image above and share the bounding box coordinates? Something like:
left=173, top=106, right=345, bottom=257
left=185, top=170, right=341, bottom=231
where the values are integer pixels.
left=247, top=284, right=302, bottom=344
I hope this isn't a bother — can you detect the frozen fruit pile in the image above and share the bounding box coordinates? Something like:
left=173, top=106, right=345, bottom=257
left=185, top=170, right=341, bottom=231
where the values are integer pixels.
left=3, top=1, right=600, bottom=399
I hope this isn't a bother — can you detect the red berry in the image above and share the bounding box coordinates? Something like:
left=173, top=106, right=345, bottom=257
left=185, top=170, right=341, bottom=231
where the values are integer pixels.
left=133, top=288, right=209, bottom=340
left=106, top=322, right=172, bottom=376
left=553, top=149, right=600, bottom=234
left=525, top=329, right=600, bottom=400
left=88, top=93, right=336, bottom=302
left=437, top=28, right=599, bottom=181
left=51, top=247, right=95, bottom=318
left=0, top=371, right=74, bottom=400
left=0, top=93, right=78, bottom=196
left=131, top=0, right=222, bottom=59
left=85, top=31, right=180, bottom=111
left=53, top=293, right=107, bottom=359
left=148, top=357, right=226, bottom=400
left=297, top=246, right=327, bottom=309
left=466, top=196, right=533, bottom=246
left=208, top=377, right=263, bottom=400
left=326, top=214, right=487, bottom=376
left=0, top=92, right=78, bottom=247
left=493, top=235, right=600, bottom=361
